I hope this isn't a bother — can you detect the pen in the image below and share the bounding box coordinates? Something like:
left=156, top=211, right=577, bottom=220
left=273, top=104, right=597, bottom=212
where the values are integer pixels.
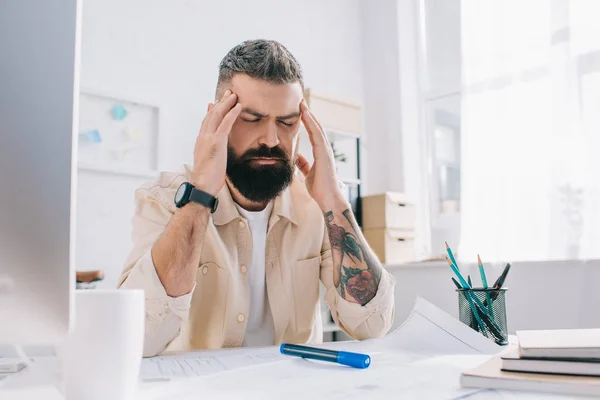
left=445, top=256, right=505, bottom=341
left=493, top=263, right=511, bottom=289
left=445, top=256, right=487, bottom=333
left=451, top=277, right=461, bottom=289
left=473, top=301, right=506, bottom=343
left=280, top=343, right=371, bottom=369
left=451, top=277, right=477, bottom=330
left=490, top=263, right=511, bottom=301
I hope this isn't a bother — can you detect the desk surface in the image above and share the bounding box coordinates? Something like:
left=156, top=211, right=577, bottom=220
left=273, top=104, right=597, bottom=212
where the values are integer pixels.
left=1, top=353, right=596, bottom=400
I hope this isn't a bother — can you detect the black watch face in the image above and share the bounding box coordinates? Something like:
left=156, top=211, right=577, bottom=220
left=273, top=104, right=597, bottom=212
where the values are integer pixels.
left=174, top=183, right=189, bottom=206
left=211, top=197, right=219, bottom=213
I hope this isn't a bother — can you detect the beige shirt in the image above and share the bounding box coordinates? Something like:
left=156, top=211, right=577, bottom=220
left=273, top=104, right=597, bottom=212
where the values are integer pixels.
left=118, top=165, right=396, bottom=357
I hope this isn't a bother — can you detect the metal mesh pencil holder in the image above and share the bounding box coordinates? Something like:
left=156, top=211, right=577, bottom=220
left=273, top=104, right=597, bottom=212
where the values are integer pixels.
left=457, top=288, right=508, bottom=346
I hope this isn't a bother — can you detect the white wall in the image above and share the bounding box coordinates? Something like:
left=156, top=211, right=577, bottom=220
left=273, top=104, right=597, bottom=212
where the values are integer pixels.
left=77, top=0, right=365, bottom=288
left=359, top=0, right=404, bottom=195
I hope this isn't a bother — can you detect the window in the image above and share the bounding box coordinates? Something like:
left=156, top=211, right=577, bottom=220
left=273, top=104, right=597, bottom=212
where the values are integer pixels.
left=417, top=0, right=462, bottom=258
left=416, top=0, right=600, bottom=262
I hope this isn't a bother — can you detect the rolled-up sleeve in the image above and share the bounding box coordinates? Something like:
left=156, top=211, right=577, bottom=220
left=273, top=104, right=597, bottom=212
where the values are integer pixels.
left=320, top=238, right=396, bottom=340
left=118, top=185, right=193, bottom=357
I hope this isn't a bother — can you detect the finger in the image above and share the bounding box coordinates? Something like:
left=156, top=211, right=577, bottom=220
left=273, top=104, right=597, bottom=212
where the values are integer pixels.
left=302, top=100, right=327, bottom=134
left=216, top=103, right=242, bottom=137
left=200, top=103, right=214, bottom=133
left=300, top=100, right=329, bottom=148
left=216, top=88, right=230, bottom=104
left=300, top=101, right=316, bottom=147
left=204, top=90, right=232, bottom=132
left=207, top=91, right=238, bottom=133
left=295, top=153, right=312, bottom=177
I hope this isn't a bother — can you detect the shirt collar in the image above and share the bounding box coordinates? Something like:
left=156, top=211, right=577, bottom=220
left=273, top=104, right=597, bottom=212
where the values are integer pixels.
left=212, top=180, right=298, bottom=227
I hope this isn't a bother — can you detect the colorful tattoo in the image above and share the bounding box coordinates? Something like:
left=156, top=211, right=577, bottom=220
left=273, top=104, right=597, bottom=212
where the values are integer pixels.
left=324, top=209, right=382, bottom=305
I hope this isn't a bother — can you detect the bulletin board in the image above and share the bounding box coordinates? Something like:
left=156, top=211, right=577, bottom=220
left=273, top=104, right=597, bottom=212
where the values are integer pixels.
left=77, top=90, right=159, bottom=177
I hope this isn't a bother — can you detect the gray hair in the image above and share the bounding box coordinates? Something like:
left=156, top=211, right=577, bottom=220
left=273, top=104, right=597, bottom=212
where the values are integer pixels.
left=217, top=39, right=304, bottom=96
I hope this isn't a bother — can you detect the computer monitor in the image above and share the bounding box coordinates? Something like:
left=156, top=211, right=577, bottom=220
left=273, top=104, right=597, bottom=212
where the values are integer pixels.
left=0, top=0, right=81, bottom=345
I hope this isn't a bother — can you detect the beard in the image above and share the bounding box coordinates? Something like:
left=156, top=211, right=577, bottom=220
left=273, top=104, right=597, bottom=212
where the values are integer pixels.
left=226, top=144, right=294, bottom=203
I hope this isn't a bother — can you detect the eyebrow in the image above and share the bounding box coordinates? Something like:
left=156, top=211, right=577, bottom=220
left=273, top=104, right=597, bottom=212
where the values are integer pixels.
left=241, top=108, right=300, bottom=120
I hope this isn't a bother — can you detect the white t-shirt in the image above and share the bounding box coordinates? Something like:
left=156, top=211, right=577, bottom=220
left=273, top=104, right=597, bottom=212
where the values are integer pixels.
left=234, top=201, right=275, bottom=347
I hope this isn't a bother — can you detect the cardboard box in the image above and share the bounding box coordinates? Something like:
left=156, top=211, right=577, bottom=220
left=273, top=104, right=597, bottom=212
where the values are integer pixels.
left=361, top=192, right=416, bottom=230
left=364, top=228, right=416, bottom=264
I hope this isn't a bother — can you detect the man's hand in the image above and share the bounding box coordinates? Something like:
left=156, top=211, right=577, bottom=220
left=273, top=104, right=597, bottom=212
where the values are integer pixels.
left=296, top=100, right=349, bottom=213
left=191, top=90, right=242, bottom=195
left=297, top=100, right=384, bottom=305
left=150, top=90, right=241, bottom=298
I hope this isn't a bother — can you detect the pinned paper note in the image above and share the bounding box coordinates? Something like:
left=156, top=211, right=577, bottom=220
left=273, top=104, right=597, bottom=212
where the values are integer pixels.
left=123, top=126, right=141, bottom=142
left=110, top=147, right=135, bottom=161
left=77, top=91, right=158, bottom=172
left=111, top=104, right=128, bottom=120
left=79, top=129, right=102, bottom=144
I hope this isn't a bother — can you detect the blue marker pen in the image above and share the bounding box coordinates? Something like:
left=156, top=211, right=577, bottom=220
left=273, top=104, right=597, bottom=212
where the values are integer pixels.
left=280, top=343, right=371, bottom=369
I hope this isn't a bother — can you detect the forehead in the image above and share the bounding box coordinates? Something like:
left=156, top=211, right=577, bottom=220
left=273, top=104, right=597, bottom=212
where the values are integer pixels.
left=229, top=74, right=303, bottom=115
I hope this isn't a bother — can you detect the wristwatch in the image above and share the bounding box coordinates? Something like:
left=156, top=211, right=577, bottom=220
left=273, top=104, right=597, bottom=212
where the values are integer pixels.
left=174, top=182, right=219, bottom=213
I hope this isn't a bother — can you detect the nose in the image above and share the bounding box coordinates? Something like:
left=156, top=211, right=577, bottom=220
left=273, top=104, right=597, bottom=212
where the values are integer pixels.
left=258, top=121, right=280, bottom=148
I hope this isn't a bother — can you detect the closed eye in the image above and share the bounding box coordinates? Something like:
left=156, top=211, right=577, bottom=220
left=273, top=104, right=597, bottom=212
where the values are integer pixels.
left=278, top=120, right=294, bottom=127
left=242, top=118, right=261, bottom=123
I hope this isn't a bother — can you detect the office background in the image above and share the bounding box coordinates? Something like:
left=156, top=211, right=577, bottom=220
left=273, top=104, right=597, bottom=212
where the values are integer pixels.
left=74, top=0, right=600, bottom=338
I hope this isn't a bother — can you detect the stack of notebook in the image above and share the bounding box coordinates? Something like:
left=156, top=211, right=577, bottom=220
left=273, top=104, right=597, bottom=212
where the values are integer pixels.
left=461, top=329, right=600, bottom=396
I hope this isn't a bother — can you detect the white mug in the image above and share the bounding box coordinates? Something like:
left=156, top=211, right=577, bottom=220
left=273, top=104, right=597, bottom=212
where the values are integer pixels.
left=61, top=289, right=145, bottom=400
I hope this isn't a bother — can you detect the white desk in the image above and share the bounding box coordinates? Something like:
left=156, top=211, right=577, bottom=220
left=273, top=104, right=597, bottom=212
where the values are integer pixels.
left=0, top=353, right=594, bottom=400
left=1, top=298, right=593, bottom=399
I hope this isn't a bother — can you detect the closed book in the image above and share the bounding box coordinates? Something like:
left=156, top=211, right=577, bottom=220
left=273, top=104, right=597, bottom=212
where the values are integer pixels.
left=517, top=329, right=600, bottom=359
left=501, top=348, right=600, bottom=376
left=461, top=353, right=600, bottom=397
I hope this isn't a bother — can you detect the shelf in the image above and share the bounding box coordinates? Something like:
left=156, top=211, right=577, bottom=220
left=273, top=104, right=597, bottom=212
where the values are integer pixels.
left=340, top=177, right=361, bottom=186
left=304, top=88, right=361, bottom=136
left=328, top=129, right=361, bottom=141
left=323, top=321, right=341, bottom=333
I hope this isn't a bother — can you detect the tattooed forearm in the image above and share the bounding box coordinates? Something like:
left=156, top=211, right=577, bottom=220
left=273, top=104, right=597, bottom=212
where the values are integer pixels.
left=324, top=209, right=383, bottom=305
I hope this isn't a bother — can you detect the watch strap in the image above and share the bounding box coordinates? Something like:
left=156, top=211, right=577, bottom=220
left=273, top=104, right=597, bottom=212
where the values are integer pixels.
left=189, top=187, right=217, bottom=213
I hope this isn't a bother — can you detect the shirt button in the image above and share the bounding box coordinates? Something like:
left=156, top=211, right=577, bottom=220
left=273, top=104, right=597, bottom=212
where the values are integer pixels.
left=202, top=266, right=208, bottom=275
left=239, top=220, right=246, bottom=229
left=240, top=265, right=248, bottom=274
left=237, top=313, right=245, bottom=323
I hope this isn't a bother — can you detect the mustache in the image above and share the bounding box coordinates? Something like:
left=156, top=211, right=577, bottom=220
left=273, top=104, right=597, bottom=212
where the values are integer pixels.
left=239, top=145, right=289, bottom=162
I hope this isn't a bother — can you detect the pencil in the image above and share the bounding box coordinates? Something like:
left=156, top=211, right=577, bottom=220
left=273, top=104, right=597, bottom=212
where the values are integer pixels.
left=445, top=256, right=486, bottom=333
left=445, top=242, right=460, bottom=271
left=477, top=255, right=488, bottom=288
left=446, top=257, right=505, bottom=340
left=478, top=254, right=494, bottom=318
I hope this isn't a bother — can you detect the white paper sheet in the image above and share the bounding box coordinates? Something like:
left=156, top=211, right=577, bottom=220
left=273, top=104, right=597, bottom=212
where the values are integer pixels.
left=140, top=296, right=500, bottom=382
left=139, top=353, right=481, bottom=400
left=366, top=296, right=503, bottom=356
left=140, top=345, right=286, bottom=381
left=300, top=296, right=501, bottom=357
left=137, top=297, right=507, bottom=399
